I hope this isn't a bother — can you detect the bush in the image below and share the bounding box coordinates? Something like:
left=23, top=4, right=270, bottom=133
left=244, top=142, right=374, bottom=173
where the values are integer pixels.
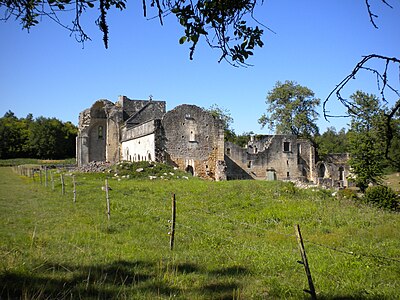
left=363, top=185, right=399, bottom=211
left=336, top=188, right=359, bottom=201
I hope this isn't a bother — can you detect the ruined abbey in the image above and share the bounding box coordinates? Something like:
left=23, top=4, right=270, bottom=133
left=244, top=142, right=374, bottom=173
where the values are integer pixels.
left=77, top=96, right=349, bottom=187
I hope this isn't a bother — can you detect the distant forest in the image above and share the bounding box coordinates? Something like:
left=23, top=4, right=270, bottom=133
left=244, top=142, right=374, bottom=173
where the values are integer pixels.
left=0, top=111, right=77, bottom=159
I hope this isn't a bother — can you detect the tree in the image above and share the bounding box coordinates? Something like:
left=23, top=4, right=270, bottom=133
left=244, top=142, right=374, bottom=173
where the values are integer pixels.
left=347, top=91, right=387, bottom=192
left=0, top=111, right=31, bottom=158
left=2, top=1, right=399, bottom=139
left=234, top=131, right=254, bottom=147
left=384, top=108, right=400, bottom=172
left=0, top=112, right=77, bottom=159
left=315, top=127, right=348, bottom=158
left=205, top=104, right=236, bottom=142
left=258, top=80, right=320, bottom=139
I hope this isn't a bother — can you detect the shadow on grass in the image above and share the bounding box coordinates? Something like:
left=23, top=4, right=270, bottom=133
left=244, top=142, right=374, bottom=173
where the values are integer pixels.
left=210, top=265, right=250, bottom=276
left=0, top=260, right=153, bottom=299
left=317, top=294, right=388, bottom=300
left=0, top=260, right=249, bottom=299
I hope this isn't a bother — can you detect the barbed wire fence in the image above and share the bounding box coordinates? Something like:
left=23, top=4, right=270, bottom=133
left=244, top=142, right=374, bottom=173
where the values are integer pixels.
left=12, top=164, right=400, bottom=297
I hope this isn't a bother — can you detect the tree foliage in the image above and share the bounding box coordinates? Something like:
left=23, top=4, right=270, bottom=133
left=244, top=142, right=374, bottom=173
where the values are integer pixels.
left=363, top=185, right=399, bottom=211
left=258, top=80, right=320, bottom=139
left=347, top=91, right=387, bottom=192
left=205, top=104, right=236, bottom=142
left=385, top=115, right=400, bottom=171
left=315, top=127, right=348, bottom=158
left=0, top=0, right=265, bottom=66
left=0, top=111, right=77, bottom=159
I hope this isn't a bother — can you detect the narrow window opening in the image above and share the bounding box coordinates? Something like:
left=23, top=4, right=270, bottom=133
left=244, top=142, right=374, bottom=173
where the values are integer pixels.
left=189, top=130, right=196, bottom=142
left=283, top=142, right=290, bottom=152
left=339, top=166, right=344, bottom=181
left=98, top=125, right=104, bottom=139
left=287, top=172, right=290, bottom=178
left=227, top=148, right=231, bottom=155
left=247, top=161, right=252, bottom=168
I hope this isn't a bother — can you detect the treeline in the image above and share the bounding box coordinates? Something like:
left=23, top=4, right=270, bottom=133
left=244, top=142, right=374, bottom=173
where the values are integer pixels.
left=0, top=111, right=77, bottom=159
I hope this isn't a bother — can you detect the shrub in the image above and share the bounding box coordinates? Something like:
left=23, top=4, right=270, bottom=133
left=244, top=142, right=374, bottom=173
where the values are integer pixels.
left=363, top=185, right=399, bottom=211
left=336, top=188, right=359, bottom=201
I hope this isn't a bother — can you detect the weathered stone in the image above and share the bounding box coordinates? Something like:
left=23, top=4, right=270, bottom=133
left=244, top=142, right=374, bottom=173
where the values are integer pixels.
left=77, top=96, right=349, bottom=185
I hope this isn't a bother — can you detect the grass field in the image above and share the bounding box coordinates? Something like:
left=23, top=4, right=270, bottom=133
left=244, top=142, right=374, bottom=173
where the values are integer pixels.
left=383, top=173, right=400, bottom=192
left=0, top=158, right=76, bottom=167
left=0, top=165, right=399, bottom=299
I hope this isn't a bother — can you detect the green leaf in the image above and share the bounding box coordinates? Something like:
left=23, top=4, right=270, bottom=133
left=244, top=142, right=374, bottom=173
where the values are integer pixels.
left=191, top=34, right=199, bottom=43
left=179, top=36, right=187, bottom=44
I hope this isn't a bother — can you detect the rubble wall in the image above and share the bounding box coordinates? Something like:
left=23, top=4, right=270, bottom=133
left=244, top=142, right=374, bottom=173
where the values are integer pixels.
left=162, top=104, right=225, bottom=180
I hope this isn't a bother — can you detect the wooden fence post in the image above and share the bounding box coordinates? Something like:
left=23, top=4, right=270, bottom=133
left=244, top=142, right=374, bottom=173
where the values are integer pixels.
left=44, top=167, right=48, bottom=187
left=169, top=194, right=176, bottom=250
left=73, top=175, right=76, bottom=203
left=39, top=169, right=42, bottom=185
left=105, top=178, right=110, bottom=220
left=51, top=171, right=54, bottom=191
left=60, top=174, right=65, bottom=195
left=295, top=224, right=317, bottom=300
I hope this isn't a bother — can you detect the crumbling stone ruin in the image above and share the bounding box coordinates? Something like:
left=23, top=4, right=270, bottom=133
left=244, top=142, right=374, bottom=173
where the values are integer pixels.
left=77, top=96, right=226, bottom=181
left=225, top=135, right=316, bottom=181
left=77, top=96, right=349, bottom=186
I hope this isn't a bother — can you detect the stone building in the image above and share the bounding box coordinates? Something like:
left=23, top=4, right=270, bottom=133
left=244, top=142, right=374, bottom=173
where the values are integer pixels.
left=77, top=96, right=226, bottom=181
left=315, top=153, right=351, bottom=188
left=77, top=95, right=349, bottom=186
left=76, top=96, right=165, bottom=166
left=225, top=135, right=316, bottom=181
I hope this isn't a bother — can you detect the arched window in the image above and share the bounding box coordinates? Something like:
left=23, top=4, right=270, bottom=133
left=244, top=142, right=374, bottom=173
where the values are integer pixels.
left=98, top=126, right=104, bottom=139
left=185, top=165, right=194, bottom=175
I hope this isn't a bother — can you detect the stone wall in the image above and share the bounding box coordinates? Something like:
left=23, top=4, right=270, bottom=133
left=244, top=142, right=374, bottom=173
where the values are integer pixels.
left=77, top=97, right=165, bottom=166
left=77, top=100, right=116, bottom=166
left=316, top=153, right=351, bottom=187
left=77, top=96, right=352, bottom=186
left=161, top=104, right=224, bottom=180
left=297, top=139, right=316, bottom=180
left=117, top=96, right=166, bottom=121
left=121, top=119, right=163, bottom=162
left=225, top=135, right=315, bottom=181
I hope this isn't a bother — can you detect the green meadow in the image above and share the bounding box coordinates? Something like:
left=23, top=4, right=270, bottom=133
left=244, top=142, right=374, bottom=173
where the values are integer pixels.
left=0, top=164, right=399, bottom=299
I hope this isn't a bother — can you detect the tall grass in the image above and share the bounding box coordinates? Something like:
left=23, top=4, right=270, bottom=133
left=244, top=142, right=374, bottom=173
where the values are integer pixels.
left=0, top=158, right=76, bottom=167
left=0, top=167, right=399, bottom=299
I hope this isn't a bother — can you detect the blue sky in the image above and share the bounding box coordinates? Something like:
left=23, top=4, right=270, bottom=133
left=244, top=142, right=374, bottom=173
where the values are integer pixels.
left=0, top=0, right=399, bottom=135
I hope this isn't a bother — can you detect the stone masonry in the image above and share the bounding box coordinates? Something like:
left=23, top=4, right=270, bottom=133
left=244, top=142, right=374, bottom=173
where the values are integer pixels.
left=77, top=96, right=349, bottom=185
